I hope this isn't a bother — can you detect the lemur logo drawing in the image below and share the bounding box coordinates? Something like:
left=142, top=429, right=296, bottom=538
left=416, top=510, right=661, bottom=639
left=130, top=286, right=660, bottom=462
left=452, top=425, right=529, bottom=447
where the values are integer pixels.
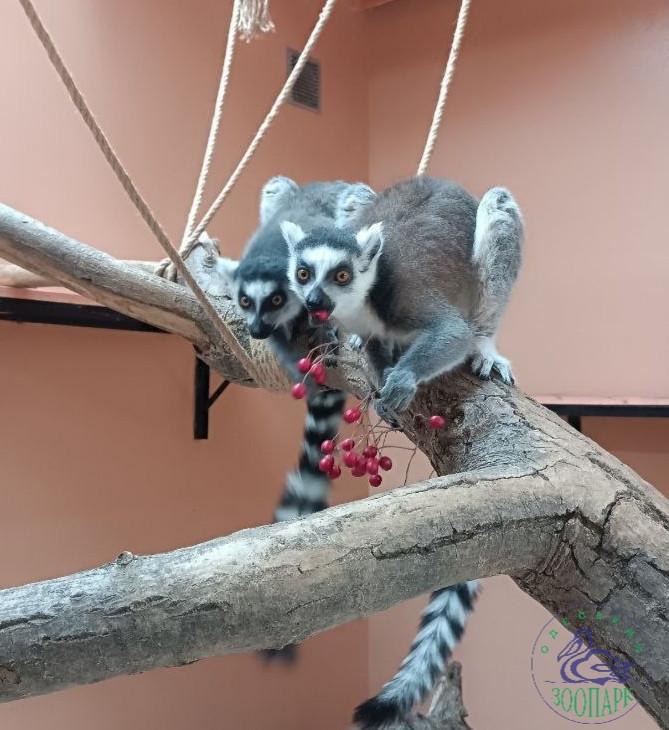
left=531, top=616, right=639, bottom=724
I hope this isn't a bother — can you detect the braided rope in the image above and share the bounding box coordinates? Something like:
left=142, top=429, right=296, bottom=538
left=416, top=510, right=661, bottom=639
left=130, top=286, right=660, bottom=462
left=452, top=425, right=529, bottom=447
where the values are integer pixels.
left=416, top=0, right=472, bottom=176
left=238, top=0, right=275, bottom=42
left=182, top=0, right=241, bottom=244
left=17, top=0, right=260, bottom=382
left=182, top=0, right=339, bottom=257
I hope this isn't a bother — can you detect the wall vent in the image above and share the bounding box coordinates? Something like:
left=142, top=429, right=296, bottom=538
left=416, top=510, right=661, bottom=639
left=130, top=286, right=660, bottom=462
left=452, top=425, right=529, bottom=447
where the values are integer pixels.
left=287, top=49, right=321, bottom=112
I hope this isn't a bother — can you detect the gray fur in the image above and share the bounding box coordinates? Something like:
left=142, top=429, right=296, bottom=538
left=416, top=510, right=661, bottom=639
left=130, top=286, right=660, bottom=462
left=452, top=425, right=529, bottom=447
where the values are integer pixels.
left=335, top=182, right=376, bottom=228
left=283, top=176, right=524, bottom=422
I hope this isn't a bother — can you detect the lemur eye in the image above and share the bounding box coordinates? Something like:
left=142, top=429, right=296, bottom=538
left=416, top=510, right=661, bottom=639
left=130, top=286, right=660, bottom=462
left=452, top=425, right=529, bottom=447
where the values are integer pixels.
left=271, top=293, right=284, bottom=307
left=334, top=269, right=351, bottom=285
left=239, top=295, right=251, bottom=309
left=296, top=268, right=310, bottom=283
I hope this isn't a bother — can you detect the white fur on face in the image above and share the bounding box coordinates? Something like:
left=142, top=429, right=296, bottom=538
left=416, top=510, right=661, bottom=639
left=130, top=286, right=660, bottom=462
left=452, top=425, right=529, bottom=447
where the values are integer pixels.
left=288, top=244, right=385, bottom=339
left=243, top=280, right=275, bottom=308
left=235, top=278, right=302, bottom=329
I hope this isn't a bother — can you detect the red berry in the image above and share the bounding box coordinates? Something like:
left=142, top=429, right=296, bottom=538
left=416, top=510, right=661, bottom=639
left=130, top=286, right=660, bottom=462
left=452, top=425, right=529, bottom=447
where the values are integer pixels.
left=291, top=383, right=307, bottom=399
left=320, top=439, right=335, bottom=454
left=356, top=454, right=368, bottom=468
left=328, top=465, right=342, bottom=480
left=310, top=362, right=325, bottom=378
left=369, top=474, right=383, bottom=488
left=343, top=451, right=358, bottom=468
left=297, top=357, right=312, bottom=374
left=362, top=445, right=378, bottom=458
left=379, top=455, right=393, bottom=471
left=319, top=455, right=334, bottom=473
left=313, top=310, right=330, bottom=322
left=351, top=464, right=367, bottom=478
left=366, top=457, right=380, bottom=475
left=429, top=415, right=446, bottom=429
left=343, top=407, right=361, bottom=424
left=341, top=438, right=355, bottom=451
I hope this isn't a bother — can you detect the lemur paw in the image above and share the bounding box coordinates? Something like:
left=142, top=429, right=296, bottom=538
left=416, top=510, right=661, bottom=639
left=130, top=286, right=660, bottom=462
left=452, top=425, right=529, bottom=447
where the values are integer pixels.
left=375, top=370, right=417, bottom=425
left=347, top=334, right=364, bottom=351
left=470, top=339, right=515, bottom=384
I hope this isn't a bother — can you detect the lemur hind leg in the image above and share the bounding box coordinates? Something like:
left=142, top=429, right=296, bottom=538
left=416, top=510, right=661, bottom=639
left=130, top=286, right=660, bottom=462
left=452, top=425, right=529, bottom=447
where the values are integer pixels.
left=470, top=186, right=523, bottom=385
left=471, top=335, right=514, bottom=384
left=375, top=315, right=474, bottom=424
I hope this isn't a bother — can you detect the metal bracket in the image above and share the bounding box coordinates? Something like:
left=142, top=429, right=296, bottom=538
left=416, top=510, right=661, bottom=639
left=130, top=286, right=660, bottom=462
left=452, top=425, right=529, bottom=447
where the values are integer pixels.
left=194, top=356, right=230, bottom=440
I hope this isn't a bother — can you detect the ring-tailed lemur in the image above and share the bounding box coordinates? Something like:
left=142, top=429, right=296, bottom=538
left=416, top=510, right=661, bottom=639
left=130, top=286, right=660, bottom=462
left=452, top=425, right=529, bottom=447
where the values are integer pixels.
left=280, top=175, right=523, bottom=727
left=220, top=176, right=363, bottom=524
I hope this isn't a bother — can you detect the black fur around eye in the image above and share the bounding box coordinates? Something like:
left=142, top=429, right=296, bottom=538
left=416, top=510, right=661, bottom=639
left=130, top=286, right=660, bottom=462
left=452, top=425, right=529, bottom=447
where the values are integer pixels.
left=296, top=268, right=310, bottom=284
left=271, top=293, right=284, bottom=307
left=239, top=295, right=251, bottom=309
left=334, top=269, right=351, bottom=285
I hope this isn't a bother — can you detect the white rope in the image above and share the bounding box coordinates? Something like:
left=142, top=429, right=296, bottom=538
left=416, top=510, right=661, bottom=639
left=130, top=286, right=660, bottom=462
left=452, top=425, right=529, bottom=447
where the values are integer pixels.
left=417, top=0, right=472, bottom=176
left=238, top=0, right=275, bottom=42
left=183, top=0, right=339, bottom=256
left=17, top=0, right=260, bottom=382
left=181, top=0, right=242, bottom=244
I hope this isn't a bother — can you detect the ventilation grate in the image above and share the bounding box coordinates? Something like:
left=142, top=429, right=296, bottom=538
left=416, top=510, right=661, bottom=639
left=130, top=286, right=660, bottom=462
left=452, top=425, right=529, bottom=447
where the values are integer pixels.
left=287, top=49, right=321, bottom=112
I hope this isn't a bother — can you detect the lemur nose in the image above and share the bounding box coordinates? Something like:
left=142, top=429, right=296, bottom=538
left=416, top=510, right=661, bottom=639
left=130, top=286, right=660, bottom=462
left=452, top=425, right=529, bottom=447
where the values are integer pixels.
left=305, top=289, right=329, bottom=311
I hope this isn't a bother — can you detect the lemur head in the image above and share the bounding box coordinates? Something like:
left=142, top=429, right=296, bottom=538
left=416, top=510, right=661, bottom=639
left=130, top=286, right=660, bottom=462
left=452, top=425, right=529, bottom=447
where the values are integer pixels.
left=219, top=255, right=303, bottom=339
left=281, top=221, right=384, bottom=327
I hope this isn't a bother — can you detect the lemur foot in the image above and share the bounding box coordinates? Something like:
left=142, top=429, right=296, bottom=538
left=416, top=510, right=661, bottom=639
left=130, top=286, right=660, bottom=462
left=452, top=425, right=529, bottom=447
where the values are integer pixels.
left=375, top=370, right=417, bottom=426
left=470, top=337, right=515, bottom=384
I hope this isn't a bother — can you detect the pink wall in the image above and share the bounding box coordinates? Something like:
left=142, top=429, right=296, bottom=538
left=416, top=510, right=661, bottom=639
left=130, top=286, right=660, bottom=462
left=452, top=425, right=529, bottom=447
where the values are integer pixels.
left=364, top=1, right=668, bottom=728
left=1, top=0, right=668, bottom=728
left=0, top=1, right=369, bottom=728
left=366, top=0, right=669, bottom=399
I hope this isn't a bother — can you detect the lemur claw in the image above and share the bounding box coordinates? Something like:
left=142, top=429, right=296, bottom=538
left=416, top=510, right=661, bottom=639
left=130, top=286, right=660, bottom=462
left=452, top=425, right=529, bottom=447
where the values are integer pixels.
left=347, top=334, right=364, bottom=351
left=375, top=370, right=417, bottom=426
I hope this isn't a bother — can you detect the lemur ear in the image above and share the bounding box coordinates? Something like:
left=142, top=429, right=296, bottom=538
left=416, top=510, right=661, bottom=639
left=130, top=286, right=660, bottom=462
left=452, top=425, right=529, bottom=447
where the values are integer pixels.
left=336, top=183, right=376, bottom=228
left=355, top=222, right=384, bottom=269
left=260, top=176, right=298, bottom=224
left=217, top=257, right=239, bottom=287
left=280, top=220, right=306, bottom=253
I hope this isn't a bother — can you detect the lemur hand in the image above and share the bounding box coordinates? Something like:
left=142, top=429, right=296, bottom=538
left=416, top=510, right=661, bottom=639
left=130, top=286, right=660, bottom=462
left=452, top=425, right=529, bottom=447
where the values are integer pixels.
left=375, top=369, right=417, bottom=426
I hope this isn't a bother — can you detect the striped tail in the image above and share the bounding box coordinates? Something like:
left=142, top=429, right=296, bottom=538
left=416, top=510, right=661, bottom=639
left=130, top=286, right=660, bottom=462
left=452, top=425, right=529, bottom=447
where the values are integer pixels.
left=273, top=388, right=346, bottom=522
left=262, top=388, right=346, bottom=663
left=353, top=581, right=480, bottom=728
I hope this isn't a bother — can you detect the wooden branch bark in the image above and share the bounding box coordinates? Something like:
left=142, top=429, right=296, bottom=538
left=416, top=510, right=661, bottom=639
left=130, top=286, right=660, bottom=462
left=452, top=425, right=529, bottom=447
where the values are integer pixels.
left=0, top=259, right=159, bottom=288
left=0, top=202, right=667, bottom=727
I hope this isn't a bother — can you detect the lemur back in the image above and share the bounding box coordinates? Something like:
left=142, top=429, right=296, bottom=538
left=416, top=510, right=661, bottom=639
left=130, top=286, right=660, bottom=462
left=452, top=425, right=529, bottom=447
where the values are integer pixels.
left=351, top=177, right=479, bottom=334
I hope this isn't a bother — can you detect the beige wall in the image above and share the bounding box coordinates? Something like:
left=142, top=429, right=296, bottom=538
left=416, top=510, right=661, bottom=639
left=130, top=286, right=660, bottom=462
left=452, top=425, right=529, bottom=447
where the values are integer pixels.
left=1, top=0, right=668, bottom=728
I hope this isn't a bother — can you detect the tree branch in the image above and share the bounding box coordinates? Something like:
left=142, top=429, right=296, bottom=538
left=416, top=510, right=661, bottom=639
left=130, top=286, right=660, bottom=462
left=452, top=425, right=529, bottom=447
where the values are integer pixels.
left=0, top=259, right=159, bottom=288
left=0, top=202, right=667, bottom=727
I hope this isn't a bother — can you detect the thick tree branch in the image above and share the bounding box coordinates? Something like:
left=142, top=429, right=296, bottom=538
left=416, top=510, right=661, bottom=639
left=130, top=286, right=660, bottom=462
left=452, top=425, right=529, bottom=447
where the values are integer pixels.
left=0, top=203, right=667, bottom=727
left=0, top=259, right=159, bottom=288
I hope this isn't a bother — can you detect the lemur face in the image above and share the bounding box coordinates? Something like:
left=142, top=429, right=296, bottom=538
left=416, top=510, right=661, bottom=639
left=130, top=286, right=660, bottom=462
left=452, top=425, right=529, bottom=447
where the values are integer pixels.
left=220, top=258, right=303, bottom=339
left=281, top=222, right=384, bottom=327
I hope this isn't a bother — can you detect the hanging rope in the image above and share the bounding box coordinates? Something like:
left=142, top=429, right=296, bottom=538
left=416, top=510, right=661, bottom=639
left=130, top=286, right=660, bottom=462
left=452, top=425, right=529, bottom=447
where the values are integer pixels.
left=182, top=0, right=242, bottom=245
left=238, top=0, right=275, bottom=41
left=181, top=0, right=339, bottom=260
left=416, top=0, right=471, bottom=175
left=17, top=0, right=260, bottom=382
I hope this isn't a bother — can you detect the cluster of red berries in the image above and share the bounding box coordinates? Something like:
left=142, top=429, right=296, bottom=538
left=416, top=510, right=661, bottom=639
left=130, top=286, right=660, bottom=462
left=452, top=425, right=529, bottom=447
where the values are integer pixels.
left=291, top=357, right=326, bottom=398
left=318, top=437, right=392, bottom=488
left=290, top=356, right=446, bottom=487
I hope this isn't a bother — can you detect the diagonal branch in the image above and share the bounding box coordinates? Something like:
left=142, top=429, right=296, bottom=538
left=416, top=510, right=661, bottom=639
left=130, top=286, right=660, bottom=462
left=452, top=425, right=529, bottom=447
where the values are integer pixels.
left=0, top=202, right=667, bottom=726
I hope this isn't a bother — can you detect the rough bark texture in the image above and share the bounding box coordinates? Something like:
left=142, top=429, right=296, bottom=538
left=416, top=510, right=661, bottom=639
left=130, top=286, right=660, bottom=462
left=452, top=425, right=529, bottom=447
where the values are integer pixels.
left=0, top=203, right=667, bottom=727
